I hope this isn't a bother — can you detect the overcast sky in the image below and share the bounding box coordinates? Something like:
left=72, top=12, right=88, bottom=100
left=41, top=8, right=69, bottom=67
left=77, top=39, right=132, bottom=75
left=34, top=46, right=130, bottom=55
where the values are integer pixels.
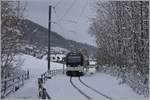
left=24, top=0, right=97, bottom=46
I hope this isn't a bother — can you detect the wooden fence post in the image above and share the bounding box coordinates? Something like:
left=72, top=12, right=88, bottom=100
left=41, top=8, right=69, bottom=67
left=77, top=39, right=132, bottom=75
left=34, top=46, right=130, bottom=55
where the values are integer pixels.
left=43, top=74, right=45, bottom=83
left=22, top=75, right=24, bottom=86
left=27, top=70, right=29, bottom=79
left=24, top=73, right=26, bottom=80
left=38, top=78, right=41, bottom=98
left=13, top=77, right=15, bottom=92
left=4, top=81, right=7, bottom=94
left=42, top=88, right=46, bottom=99
left=63, top=63, right=65, bottom=74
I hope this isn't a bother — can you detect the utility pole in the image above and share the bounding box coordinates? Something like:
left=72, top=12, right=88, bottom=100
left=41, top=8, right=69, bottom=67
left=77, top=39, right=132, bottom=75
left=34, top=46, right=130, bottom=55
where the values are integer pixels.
left=48, top=5, right=51, bottom=71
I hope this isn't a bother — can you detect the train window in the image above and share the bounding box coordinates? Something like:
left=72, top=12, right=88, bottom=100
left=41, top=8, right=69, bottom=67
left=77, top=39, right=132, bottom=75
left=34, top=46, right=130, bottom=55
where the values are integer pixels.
left=67, top=56, right=81, bottom=63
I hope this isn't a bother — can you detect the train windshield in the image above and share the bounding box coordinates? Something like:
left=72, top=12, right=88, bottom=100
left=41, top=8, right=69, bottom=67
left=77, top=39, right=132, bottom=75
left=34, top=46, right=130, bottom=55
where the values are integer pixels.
left=67, top=56, right=81, bottom=63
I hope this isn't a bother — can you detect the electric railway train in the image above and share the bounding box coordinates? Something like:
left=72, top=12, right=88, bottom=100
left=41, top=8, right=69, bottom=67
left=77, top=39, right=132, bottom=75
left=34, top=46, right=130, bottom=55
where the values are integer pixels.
left=66, top=51, right=85, bottom=76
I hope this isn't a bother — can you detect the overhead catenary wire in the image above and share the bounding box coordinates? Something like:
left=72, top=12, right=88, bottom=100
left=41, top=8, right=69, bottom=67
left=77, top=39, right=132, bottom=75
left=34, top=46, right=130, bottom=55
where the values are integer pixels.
left=52, top=7, right=58, bottom=19
left=53, top=0, right=89, bottom=24
left=52, top=0, right=62, bottom=18
left=53, top=0, right=62, bottom=8
left=54, top=22, right=67, bottom=34
left=55, top=23, right=77, bottom=37
left=75, top=0, right=88, bottom=24
left=53, top=22, right=77, bottom=41
left=52, top=0, right=90, bottom=37
left=57, top=0, right=76, bottom=22
left=60, top=0, right=89, bottom=25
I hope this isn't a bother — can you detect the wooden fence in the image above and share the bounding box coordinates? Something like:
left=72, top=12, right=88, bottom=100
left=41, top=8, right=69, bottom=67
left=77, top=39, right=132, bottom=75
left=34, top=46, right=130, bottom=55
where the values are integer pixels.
left=38, top=78, right=51, bottom=99
left=38, top=69, right=63, bottom=99
left=1, top=71, right=30, bottom=98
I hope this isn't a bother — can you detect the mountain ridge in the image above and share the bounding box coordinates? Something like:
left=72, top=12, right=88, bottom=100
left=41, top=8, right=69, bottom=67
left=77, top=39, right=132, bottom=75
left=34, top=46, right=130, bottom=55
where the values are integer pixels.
left=21, top=19, right=97, bottom=56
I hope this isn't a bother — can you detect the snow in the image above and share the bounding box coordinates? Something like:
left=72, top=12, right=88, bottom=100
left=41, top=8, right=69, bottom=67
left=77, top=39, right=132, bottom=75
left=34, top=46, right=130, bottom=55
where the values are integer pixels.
left=44, top=73, right=147, bottom=100
left=89, top=60, right=96, bottom=65
left=24, top=44, right=33, bottom=50
left=32, top=28, right=38, bottom=33
left=7, top=54, right=64, bottom=99
left=20, top=54, right=64, bottom=78
left=87, top=68, right=96, bottom=75
left=7, top=54, right=148, bottom=100
left=83, top=74, right=147, bottom=100
left=51, top=47, right=69, bottom=54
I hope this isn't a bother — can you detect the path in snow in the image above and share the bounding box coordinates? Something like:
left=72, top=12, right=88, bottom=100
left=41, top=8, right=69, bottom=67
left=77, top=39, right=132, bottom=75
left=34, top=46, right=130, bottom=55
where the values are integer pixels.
left=7, top=54, right=64, bottom=99
left=6, top=77, right=39, bottom=99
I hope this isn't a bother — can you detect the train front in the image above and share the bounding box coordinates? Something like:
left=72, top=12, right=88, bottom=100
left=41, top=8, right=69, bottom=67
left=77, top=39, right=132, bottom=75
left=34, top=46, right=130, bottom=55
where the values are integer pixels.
left=66, top=51, right=84, bottom=77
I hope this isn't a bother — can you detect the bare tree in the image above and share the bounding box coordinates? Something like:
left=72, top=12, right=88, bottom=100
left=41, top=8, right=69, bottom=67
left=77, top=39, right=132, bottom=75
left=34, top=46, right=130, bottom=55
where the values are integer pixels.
left=89, top=1, right=149, bottom=92
left=1, top=1, right=26, bottom=79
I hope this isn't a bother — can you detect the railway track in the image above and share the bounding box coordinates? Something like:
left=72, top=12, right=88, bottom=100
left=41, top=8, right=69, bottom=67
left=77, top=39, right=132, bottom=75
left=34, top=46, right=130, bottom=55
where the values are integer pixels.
left=70, top=77, right=113, bottom=100
left=78, top=77, right=113, bottom=100
left=70, top=77, right=92, bottom=100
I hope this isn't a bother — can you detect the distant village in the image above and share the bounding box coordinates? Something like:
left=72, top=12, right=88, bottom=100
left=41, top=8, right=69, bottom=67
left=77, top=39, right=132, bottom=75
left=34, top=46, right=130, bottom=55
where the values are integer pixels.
left=22, top=44, right=96, bottom=63
left=22, top=44, right=69, bottom=62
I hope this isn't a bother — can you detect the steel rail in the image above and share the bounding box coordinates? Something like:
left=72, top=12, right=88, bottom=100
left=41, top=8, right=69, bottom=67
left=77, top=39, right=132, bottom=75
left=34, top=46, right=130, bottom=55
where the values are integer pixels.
left=78, top=77, right=113, bottom=100
left=70, top=77, right=92, bottom=100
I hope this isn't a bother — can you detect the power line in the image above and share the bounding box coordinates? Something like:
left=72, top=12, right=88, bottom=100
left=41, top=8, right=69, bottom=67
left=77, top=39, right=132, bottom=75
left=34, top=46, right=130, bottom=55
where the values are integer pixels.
left=58, top=0, right=89, bottom=25
left=53, top=0, right=62, bottom=8
left=54, top=22, right=77, bottom=36
left=57, top=0, right=76, bottom=22
left=54, top=22, right=67, bottom=33
left=52, top=6, right=58, bottom=18
left=53, top=0, right=89, bottom=35
left=52, top=0, right=62, bottom=15
left=76, top=0, right=88, bottom=23
left=52, top=0, right=63, bottom=20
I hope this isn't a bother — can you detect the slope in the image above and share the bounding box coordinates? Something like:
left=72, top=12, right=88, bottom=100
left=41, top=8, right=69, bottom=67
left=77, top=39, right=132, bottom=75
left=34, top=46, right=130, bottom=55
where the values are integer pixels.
left=20, top=19, right=97, bottom=55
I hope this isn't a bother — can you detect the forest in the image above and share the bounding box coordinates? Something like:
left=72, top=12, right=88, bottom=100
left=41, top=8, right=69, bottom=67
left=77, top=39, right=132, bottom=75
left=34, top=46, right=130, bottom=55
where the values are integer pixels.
left=89, top=1, right=149, bottom=97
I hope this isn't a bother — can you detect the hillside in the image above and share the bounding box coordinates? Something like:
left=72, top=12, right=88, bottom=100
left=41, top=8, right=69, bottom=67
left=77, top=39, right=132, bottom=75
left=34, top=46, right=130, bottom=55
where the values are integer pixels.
left=20, top=19, right=97, bottom=56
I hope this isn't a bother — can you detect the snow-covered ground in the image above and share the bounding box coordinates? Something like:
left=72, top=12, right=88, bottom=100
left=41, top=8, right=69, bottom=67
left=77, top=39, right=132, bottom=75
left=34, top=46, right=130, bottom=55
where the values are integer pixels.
left=45, top=73, right=147, bottom=100
left=89, top=60, right=96, bottom=65
left=51, top=47, right=69, bottom=54
left=7, top=54, right=64, bottom=99
left=21, top=54, right=64, bottom=78
left=7, top=54, right=148, bottom=100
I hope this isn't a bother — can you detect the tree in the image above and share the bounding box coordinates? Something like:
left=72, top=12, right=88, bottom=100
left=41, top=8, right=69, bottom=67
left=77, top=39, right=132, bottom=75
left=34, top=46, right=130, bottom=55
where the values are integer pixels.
left=89, top=1, right=149, bottom=96
left=1, top=1, right=26, bottom=78
left=89, top=0, right=149, bottom=84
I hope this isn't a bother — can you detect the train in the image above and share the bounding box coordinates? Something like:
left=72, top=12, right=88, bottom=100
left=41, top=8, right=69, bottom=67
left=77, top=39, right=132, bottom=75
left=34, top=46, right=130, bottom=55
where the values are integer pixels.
left=66, top=50, right=89, bottom=77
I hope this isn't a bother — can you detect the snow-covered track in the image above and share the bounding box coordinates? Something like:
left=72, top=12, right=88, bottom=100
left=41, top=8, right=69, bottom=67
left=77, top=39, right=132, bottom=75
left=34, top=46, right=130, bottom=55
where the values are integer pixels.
left=70, top=77, right=92, bottom=100
left=78, top=77, right=113, bottom=100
